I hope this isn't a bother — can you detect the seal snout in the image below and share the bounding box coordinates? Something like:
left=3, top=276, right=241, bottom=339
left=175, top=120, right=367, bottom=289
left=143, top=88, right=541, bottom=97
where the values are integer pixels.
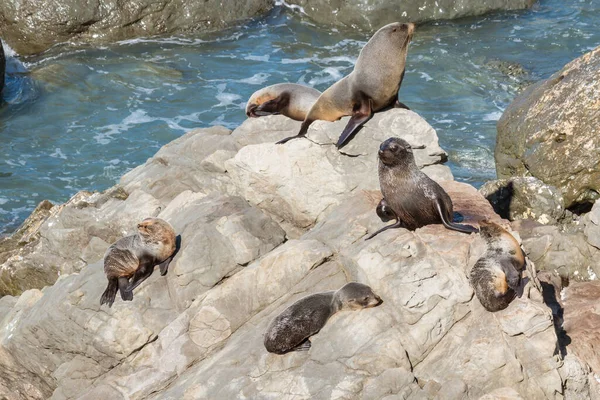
left=246, top=103, right=258, bottom=118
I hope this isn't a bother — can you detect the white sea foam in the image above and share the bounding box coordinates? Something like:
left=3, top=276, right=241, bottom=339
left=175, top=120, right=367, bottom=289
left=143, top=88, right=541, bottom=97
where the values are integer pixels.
left=214, top=83, right=242, bottom=108
left=0, top=198, right=8, bottom=206
left=281, top=57, right=314, bottom=64
left=274, top=0, right=307, bottom=14
left=419, top=72, right=433, bottom=82
left=50, top=148, right=67, bottom=160
left=238, top=73, right=270, bottom=85
left=482, top=111, right=503, bottom=121
left=308, top=67, right=344, bottom=86
left=94, top=109, right=155, bottom=144
left=245, top=54, right=270, bottom=62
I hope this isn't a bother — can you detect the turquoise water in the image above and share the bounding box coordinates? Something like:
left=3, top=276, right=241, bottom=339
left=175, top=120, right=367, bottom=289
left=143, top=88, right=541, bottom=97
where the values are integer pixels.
left=0, top=0, right=599, bottom=235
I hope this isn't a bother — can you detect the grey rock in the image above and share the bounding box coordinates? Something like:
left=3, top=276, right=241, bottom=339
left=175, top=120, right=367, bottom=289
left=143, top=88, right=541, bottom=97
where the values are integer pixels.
left=0, top=0, right=273, bottom=55
left=285, top=0, right=535, bottom=31
left=496, top=46, right=600, bottom=209
left=583, top=200, right=600, bottom=250
left=479, top=176, right=565, bottom=224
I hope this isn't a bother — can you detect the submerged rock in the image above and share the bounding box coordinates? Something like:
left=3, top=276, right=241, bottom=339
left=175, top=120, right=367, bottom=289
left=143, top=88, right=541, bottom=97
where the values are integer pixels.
left=496, top=45, right=600, bottom=209
left=0, top=0, right=273, bottom=55
left=0, top=109, right=592, bottom=398
left=285, top=0, right=535, bottom=31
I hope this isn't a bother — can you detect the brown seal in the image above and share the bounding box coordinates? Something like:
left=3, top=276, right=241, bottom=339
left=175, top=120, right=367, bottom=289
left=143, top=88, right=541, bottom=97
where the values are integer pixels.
left=100, top=217, right=178, bottom=307
left=245, top=83, right=321, bottom=121
left=470, top=220, right=526, bottom=312
left=264, top=282, right=383, bottom=354
left=276, top=22, right=414, bottom=148
left=367, top=137, right=478, bottom=239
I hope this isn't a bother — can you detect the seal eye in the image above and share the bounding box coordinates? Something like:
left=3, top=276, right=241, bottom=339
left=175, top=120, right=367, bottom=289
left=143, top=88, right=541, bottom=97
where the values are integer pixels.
left=389, top=144, right=399, bottom=152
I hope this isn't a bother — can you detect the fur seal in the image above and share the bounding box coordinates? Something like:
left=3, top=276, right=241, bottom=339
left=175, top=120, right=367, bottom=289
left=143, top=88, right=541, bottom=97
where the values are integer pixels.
left=264, top=282, right=383, bottom=354
left=100, top=217, right=178, bottom=307
left=276, top=22, right=414, bottom=148
left=246, top=83, right=321, bottom=122
left=367, top=137, right=478, bottom=239
left=470, top=220, right=526, bottom=312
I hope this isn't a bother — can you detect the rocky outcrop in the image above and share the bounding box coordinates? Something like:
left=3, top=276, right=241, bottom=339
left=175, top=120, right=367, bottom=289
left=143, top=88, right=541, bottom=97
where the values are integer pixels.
left=0, top=0, right=273, bottom=55
left=496, top=46, right=600, bottom=209
left=285, top=0, right=535, bottom=31
left=479, top=177, right=565, bottom=225
left=0, top=109, right=593, bottom=398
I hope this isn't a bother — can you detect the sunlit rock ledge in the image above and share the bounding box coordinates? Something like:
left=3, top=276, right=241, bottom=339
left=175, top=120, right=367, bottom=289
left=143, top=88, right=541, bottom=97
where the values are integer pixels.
left=0, top=109, right=596, bottom=399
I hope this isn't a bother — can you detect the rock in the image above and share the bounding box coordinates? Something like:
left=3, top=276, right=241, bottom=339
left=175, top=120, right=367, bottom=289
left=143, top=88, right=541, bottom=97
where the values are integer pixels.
left=583, top=200, right=600, bottom=250
left=479, top=177, right=565, bottom=224
left=285, top=0, right=535, bottom=31
left=496, top=46, right=600, bottom=209
left=0, top=38, right=4, bottom=95
left=562, top=282, right=600, bottom=375
left=0, top=108, right=593, bottom=398
left=0, top=0, right=273, bottom=55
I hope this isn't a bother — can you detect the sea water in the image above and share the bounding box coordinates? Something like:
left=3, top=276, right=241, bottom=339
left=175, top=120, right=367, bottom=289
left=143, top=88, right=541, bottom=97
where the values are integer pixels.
left=0, top=0, right=598, bottom=234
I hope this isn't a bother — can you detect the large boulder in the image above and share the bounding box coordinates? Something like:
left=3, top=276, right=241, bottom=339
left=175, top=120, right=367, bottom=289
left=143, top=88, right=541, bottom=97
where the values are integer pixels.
left=496, top=46, right=600, bottom=209
left=0, top=0, right=273, bottom=55
left=285, top=0, right=535, bottom=31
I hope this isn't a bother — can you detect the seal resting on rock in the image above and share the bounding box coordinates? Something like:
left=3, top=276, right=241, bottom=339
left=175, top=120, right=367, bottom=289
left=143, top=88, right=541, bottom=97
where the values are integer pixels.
left=100, top=217, right=177, bottom=307
left=276, top=22, right=414, bottom=148
left=264, top=282, right=383, bottom=354
left=367, top=137, right=478, bottom=239
left=246, top=83, right=321, bottom=121
left=470, top=220, right=526, bottom=312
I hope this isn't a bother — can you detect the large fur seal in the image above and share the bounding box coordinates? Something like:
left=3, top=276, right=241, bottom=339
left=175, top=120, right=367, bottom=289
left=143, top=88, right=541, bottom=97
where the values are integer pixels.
left=367, top=137, right=478, bottom=239
left=276, top=22, right=414, bottom=148
left=264, top=282, right=383, bottom=354
left=246, top=83, right=321, bottom=121
left=470, top=220, right=526, bottom=312
left=100, top=217, right=178, bottom=307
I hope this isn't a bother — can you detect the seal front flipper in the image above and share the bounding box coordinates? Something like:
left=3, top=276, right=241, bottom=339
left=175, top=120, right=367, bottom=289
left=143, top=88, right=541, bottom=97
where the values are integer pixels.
left=376, top=198, right=397, bottom=222
left=100, top=278, right=119, bottom=307
left=276, top=119, right=312, bottom=144
left=125, top=264, right=154, bottom=293
left=435, top=201, right=479, bottom=234
left=336, top=98, right=373, bottom=148
left=118, top=277, right=133, bottom=301
left=291, top=339, right=312, bottom=352
left=365, top=218, right=403, bottom=240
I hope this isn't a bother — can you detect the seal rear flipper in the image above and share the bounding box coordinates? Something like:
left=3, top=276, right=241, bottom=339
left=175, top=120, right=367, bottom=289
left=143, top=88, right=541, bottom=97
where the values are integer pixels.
left=291, top=339, right=312, bottom=352
left=276, top=119, right=312, bottom=144
left=435, top=201, right=479, bottom=234
left=365, top=218, right=403, bottom=240
left=119, top=277, right=133, bottom=301
left=336, top=99, right=373, bottom=148
left=100, top=278, right=119, bottom=307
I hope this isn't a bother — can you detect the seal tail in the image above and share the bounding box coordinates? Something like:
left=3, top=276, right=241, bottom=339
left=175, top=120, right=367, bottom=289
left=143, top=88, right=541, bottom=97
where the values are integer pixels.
left=436, top=201, right=478, bottom=234
left=100, top=278, right=119, bottom=307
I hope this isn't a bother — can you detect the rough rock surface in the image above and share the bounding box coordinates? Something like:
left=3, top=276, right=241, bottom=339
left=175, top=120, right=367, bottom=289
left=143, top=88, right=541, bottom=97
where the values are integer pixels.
left=479, top=176, right=565, bottom=225
left=0, top=0, right=273, bottom=55
left=0, top=109, right=594, bottom=398
left=496, top=46, right=600, bottom=209
left=286, top=0, right=535, bottom=31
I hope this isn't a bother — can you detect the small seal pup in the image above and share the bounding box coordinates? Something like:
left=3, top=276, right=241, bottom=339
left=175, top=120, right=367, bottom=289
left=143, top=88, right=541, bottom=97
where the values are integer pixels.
left=367, top=137, right=478, bottom=239
left=470, top=220, right=526, bottom=312
left=264, top=282, right=383, bottom=354
left=246, top=83, right=321, bottom=121
left=276, top=22, right=414, bottom=148
left=100, top=217, right=177, bottom=307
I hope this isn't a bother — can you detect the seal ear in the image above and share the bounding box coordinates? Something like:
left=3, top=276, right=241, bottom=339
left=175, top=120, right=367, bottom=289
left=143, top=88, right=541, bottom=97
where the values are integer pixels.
left=336, top=98, right=373, bottom=148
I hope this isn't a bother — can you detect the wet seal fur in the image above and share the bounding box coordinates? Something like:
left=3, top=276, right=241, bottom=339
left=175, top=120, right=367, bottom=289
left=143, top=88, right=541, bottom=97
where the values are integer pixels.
left=246, top=83, right=321, bottom=121
left=367, top=137, right=478, bottom=239
left=264, top=282, right=383, bottom=354
left=470, top=220, right=526, bottom=312
left=276, top=22, right=414, bottom=148
left=100, top=217, right=178, bottom=307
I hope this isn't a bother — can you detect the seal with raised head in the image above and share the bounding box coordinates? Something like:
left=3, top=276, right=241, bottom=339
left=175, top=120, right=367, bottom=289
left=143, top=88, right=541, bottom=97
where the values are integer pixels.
left=246, top=83, right=321, bottom=122
left=367, top=137, right=478, bottom=239
left=264, top=282, right=383, bottom=354
left=276, top=22, right=414, bottom=148
left=100, top=217, right=178, bottom=307
left=470, top=220, right=526, bottom=312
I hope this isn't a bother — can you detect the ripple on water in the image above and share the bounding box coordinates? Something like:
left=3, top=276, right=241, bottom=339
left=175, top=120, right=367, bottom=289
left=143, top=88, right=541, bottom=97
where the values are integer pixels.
left=1, top=0, right=599, bottom=234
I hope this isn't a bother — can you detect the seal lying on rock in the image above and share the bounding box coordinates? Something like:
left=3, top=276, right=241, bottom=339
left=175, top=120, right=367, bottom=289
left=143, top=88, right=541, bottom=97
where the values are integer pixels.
left=264, top=282, right=383, bottom=354
left=246, top=83, right=321, bottom=121
left=276, top=22, right=414, bottom=148
left=100, top=217, right=177, bottom=307
left=470, top=220, right=526, bottom=312
left=367, top=137, right=478, bottom=239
